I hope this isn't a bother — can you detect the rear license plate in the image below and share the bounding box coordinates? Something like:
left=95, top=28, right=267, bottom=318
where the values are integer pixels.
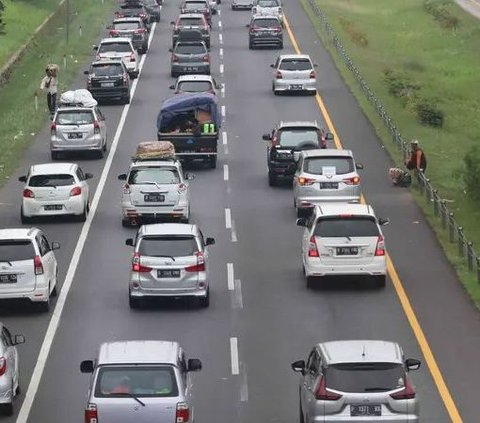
left=336, top=246, right=359, bottom=256
left=289, top=84, right=303, bottom=90
left=320, top=182, right=338, bottom=189
left=186, top=66, right=199, bottom=72
left=144, top=194, right=165, bottom=202
left=157, top=269, right=181, bottom=278
left=350, top=404, right=381, bottom=417
left=0, top=274, right=17, bottom=283
left=68, top=132, right=83, bottom=140
left=102, top=82, right=115, bottom=87
left=44, top=205, right=63, bottom=211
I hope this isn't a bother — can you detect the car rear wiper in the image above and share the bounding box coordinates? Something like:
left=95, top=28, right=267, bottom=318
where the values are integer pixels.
left=140, top=181, right=162, bottom=189
left=0, top=260, right=12, bottom=266
left=364, top=387, right=391, bottom=392
left=109, top=392, right=146, bottom=407
left=154, top=255, right=176, bottom=261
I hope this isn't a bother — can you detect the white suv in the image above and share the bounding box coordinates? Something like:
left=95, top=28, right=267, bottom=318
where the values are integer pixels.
left=0, top=228, right=60, bottom=311
left=297, top=203, right=389, bottom=288
left=94, top=38, right=139, bottom=78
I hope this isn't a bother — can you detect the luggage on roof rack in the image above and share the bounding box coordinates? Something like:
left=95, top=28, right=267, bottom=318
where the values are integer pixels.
left=133, top=141, right=176, bottom=161
left=59, top=89, right=97, bottom=108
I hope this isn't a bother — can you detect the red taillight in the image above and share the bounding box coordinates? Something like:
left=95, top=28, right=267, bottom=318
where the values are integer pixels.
left=123, top=73, right=128, bottom=85
left=85, top=403, right=98, bottom=423
left=87, top=75, right=92, bottom=88
left=132, top=253, right=152, bottom=273
left=139, top=13, right=146, bottom=18
left=176, top=402, right=190, bottom=423
left=130, top=53, right=136, bottom=62
left=343, top=176, right=360, bottom=185
left=297, top=177, right=315, bottom=186
left=123, top=183, right=131, bottom=194
left=135, top=28, right=146, bottom=34
left=172, top=54, right=179, bottom=63
left=202, top=54, right=210, bottom=62
left=178, top=183, right=187, bottom=193
left=94, top=121, right=100, bottom=134
left=308, top=236, right=320, bottom=258
left=375, top=235, right=385, bottom=256
left=314, top=376, right=342, bottom=401
left=109, top=29, right=119, bottom=36
left=275, top=71, right=282, bottom=79
left=50, top=122, right=57, bottom=136
left=23, top=189, right=35, bottom=198
left=273, top=26, right=282, bottom=33
left=70, top=186, right=82, bottom=197
left=310, top=70, right=316, bottom=79
left=271, top=136, right=278, bottom=146
left=185, top=252, right=205, bottom=272
left=0, top=357, right=6, bottom=376
left=34, top=255, right=44, bottom=275
left=390, top=375, right=416, bottom=400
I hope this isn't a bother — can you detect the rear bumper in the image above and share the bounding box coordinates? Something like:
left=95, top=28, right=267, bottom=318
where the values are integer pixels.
left=0, top=284, right=49, bottom=303
left=310, top=417, right=418, bottom=423
left=274, top=79, right=317, bottom=91
left=171, top=63, right=211, bottom=75
left=89, top=87, right=129, bottom=99
left=0, top=381, right=13, bottom=404
left=304, top=257, right=387, bottom=277
left=121, top=203, right=189, bottom=220
left=250, top=36, right=283, bottom=46
left=130, top=286, right=208, bottom=298
left=50, top=134, right=103, bottom=151
left=22, top=197, right=85, bottom=217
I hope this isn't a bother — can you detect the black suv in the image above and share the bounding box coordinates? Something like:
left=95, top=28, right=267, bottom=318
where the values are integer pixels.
left=247, top=15, right=283, bottom=49
left=262, top=121, right=333, bottom=186
left=115, top=1, right=152, bottom=29
left=85, top=60, right=131, bottom=104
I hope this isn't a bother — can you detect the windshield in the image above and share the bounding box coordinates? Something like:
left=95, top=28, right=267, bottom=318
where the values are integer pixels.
left=91, top=64, right=123, bottom=77
left=279, top=59, right=312, bottom=71
left=29, top=174, right=75, bottom=187
left=113, top=22, right=141, bottom=30
left=278, top=129, right=319, bottom=148
left=303, top=157, right=354, bottom=175
left=0, top=240, right=35, bottom=262
left=95, top=366, right=178, bottom=398
left=179, top=18, right=204, bottom=26
left=56, top=111, right=94, bottom=125
left=98, top=42, right=132, bottom=54
left=175, top=44, right=206, bottom=54
left=257, top=0, right=279, bottom=7
left=314, top=217, right=380, bottom=237
left=253, top=18, right=279, bottom=28
left=139, top=236, right=199, bottom=257
left=178, top=81, right=212, bottom=92
left=185, top=2, right=207, bottom=9
left=128, top=168, right=180, bottom=184
left=325, top=363, right=405, bottom=393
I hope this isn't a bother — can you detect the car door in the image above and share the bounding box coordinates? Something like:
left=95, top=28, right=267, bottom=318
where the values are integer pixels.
left=38, top=234, right=55, bottom=291
left=95, top=107, right=107, bottom=143
left=301, top=349, right=321, bottom=417
left=1, top=326, right=18, bottom=388
left=76, top=167, right=89, bottom=204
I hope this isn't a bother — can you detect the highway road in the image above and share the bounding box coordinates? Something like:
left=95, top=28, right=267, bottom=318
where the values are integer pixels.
left=0, top=0, right=479, bottom=422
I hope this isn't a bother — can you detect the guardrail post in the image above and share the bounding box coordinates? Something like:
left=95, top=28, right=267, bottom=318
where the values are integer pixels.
left=458, top=227, right=464, bottom=257
left=477, top=257, right=480, bottom=283
left=433, top=190, right=439, bottom=217
left=441, top=201, right=447, bottom=230
left=467, top=242, right=473, bottom=271
left=448, top=213, right=455, bottom=243
left=425, top=180, right=431, bottom=202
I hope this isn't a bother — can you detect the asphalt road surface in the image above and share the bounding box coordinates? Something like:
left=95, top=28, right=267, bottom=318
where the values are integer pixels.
left=0, top=0, right=479, bottom=422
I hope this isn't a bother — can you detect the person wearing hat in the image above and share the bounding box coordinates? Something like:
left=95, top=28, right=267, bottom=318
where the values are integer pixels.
left=40, top=65, right=58, bottom=115
left=405, top=139, right=427, bottom=173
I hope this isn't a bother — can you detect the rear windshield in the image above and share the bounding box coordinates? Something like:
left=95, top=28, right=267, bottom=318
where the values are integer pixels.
left=279, top=59, right=312, bottom=71
left=138, top=236, right=198, bottom=257
left=0, top=240, right=35, bottom=262
left=113, top=22, right=141, bottom=30
left=325, top=363, right=405, bottom=393
left=185, top=1, right=207, bottom=7
left=179, top=18, right=204, bottom=26
left=29, top=174, right=75, bottom=187
left=178, top=81, right=212, bottom=92
left=120, top=4, right=143, bottom=10
left=128, top=168, right=180, bottom=184
left=314, top=217, right=380, bottom=237
left=304, top=157, right=354, bottom=175
left=253, top=18, right=279, bottom=28
left=95, top=366, right=178, bottom=398
left=257, top=0, right=279, bottom=6
left=92, top=64, right=123, bottom=77
left=278, top=129, right=319, bottom=148
left=56, top=111, right=94, bottom=125
left=98, top=42, right=132, bottom=53
left=175, top=44, right=206, bottom=54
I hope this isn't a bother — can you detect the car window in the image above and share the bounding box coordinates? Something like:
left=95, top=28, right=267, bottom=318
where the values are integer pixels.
left=185, top=1, right=208, bottom=7
left=314, top=217, right=380, bottom=237
left=37, top=235, right=51, bottom=257
left=278, top=129, right=319, bottom=148
left=257, top=0, right=279, bottom=6
left=29, top=174, right=75, bottom=187
left=253, top=18, right=280, bottom=28
left=113, top=21, right=141, bottom=30
left=76, top=168, right=85, bottom=181
left=98, top=42, right=133, bottom=54
left=95, top=366, right=178, bottom=397
left=303, top=157, right=354, bottom=175
left=306, top=350, right=320, bottom=375
left=325, top=363, right=405, bottom=393
left=56, top=111, right=94, bottom=125
left=179, top=18, right=204, bottom=26
left=279, top=59, right=312, bottom=71
left=175, top=44, right=206, bottom=54
left=91, top=63, right=124, bottom=77
left=178, top=81, right=213, bottom=92
left=138, top=236, right=198, bottom=257
left=0, top=240, right=35, bottom=261
left=120, top=4, right=144, bottom=10
left=128, top=168, right=180, bottom=184
left=1, top=327, right=13, bottom=346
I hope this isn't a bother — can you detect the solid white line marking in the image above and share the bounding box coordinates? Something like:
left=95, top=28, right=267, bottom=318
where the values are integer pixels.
left=218, top=20, right=222, bottom=28
left=220, top=63, right=224, bottom=74
left=234, top=279, right=243, bottom=309
left=219, top=33, right=223, bottom=44
left=15, top=22, right=158, bottom=423
left=219, top=48, right=224, bottom=57
left=221, top=105, right=226, bottom=118
left=225, top=208, right=232, bottom=229
left=224, top=164, right=229, bottom=181
left=240, top=363, right=248, bottom=401
left=227, top=263, right=234, bottom=290
left=230, top=337, right=240, bottom=375
left=222, top=131, right=228, bottom=145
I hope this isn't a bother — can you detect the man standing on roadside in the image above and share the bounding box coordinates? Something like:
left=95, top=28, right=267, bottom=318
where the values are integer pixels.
left=405, top=139, right=427, bottom=174
left=40, top=65, right=58, bottom=115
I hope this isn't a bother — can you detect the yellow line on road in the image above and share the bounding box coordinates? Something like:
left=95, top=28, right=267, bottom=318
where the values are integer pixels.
left=283, top=15, right=463, bottom=423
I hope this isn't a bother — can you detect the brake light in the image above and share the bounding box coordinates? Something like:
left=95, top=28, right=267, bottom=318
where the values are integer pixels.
left=132, top=253, right=152, bottom=273
left=178, top=183, right=187, bottom=193
left=172, top=54, right=179, bottom=63
left=314, top=376, right=342, bottom=401
left=94, top=121, right=101, bottom=134
left=115, top=12, right=124, bottom=18
left=390, top=375, right=416, bottom=400
left=139, top=13, right=146, bottom=18
left=308, top=236, right=320, bottom=258
left=297, top=177, right=315, bottom=186
left=123, top=183, right=131, bottom=194
left=271, top=135, right=278, bottom=146
left=130, top=53, right=136, bottom=62
left=87, top=75, right=92, bottom=88
left=0, top=357, right=6, bottom=376
left=310, top=70, right=316, bottom=79
left=109, top=29, right=119, bottom=36
left=185, top=252, right=206, bottom=272
left=375, top=235, right=385, bottom=256
left=273, top=26, right=282, bottom=33
left=85, top=403, right=98, bottom=423
left=23, top=189, right=35, bottom=198
left=202, top=54, right=210, bottom=62
left=50, top=122, right=57, bottom=136
left=135, top=28, right=146, bottom=34
left=176, top=402, right=190, bottom=423
left=275, top=71, right=282, bottom=79
left=123, top=73, right=129, bottom=85
left=34, top=255, right=44, bottom=275
left=70, top=186, right=82, bottom=196
left=343, top=176, right=360, bottom=185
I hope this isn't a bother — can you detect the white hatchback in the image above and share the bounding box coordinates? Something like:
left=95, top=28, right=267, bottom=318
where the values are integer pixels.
left=297, top=203, right=389, bottom=288
left=19, top=163, right=93, bottom=223
left=94, top=37, right=139, bottom=78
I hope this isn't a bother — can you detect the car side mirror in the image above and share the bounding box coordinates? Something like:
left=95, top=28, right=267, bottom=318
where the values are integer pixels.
left=206, top=237, right=215, bottom=246
left=168, top=48, right=173, bottom=53
left=170, top=21, right=175, bottom=25
left=291, top=360, right=306, bottom=374
left=270, top=64, right=275, bottom=68
left=80, top=360, right=94, bottom=373
left=13, top=334, right=25, bottom=345
left=245, top=23, right=250, bottom=27
left=187, top=358, right=202, bottom=372
left=296, top=218, right=307, bottom=227
left=92, top=45, right=98, bottom=51
left=405, top=358, right=421, bottom=371
left=355, top=163, right=364, bottom=170
left=169, top=85, right=175, bottom=89
left=51, top=242, right=60, bottom=250
left=18, top=176, right=27, bottom=183
left=106, top=24, right=113, bottom=29
left=262, top=133, right=272, bottom=141
left=325, top=132, right=334, bottom=140
left=185, top=173, right=195, bottom=180
left=118, top=174, right=127, bottom=181
left=314, top=63, right=318, bottom=67
left=378, top=217, right=390, bottom=226
left=83, top=70, right=90, bottom=75
left=125, top=238, right=134, bottom=247
left=84, top=172, right=93, bottom=180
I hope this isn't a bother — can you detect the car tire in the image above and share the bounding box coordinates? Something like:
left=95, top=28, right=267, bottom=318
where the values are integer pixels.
left=122, top=94, right=130, bottom=104
left=299, top=401, right=305, bottom=423
left=198, top=289, right=210, bottom=308
left=103, top=139, right=108, bottom=152
left=37, top=296, right=50, bottom=313
left=279, top=42, right=284, bottom=49
left=122, top=218, right=131, bottom=228
left=20, top=208, right=31, bottom=224
left=171, top=71, right=177, bottom=78
left=375, top=275, right=386, bottom=288
left=96, top=148, right=104, bottom=159
left=268, top=172, right=277, bottom=186
left=129, top=294, right=141, bottom=309
left=2, top=388, right=13, bottom=416
left=51, top=151, right=59, bottom=160
left=249, top=42, right=254, bottom=49
left=306, top=276, right=316, bottom=289
left=77, top=203, right=88, bottom=222
left=208, top=155, right=217, bottom=169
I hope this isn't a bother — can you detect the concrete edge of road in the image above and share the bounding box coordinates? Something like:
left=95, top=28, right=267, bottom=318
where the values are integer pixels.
left=282, top=14, right=463, bottom=423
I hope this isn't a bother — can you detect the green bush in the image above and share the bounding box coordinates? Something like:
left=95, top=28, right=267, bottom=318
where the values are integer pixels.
left=383, top=68, right=421, bottom=99
left=424, top=0, right=460, bottom=30
left=414, top=98, right=445, bottom=127
left=463, top=146, right=480, bottom=200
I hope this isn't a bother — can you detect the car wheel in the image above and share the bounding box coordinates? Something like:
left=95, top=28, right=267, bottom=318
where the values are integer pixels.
left=37, top=296, right=50, bottom=313
left=299, top=401, right=305, bottom=423
left=51, top=151, right=59, bottom=160
left=306, top=276, right=316, bottom=289
left=375, top=275, right=386, bottom=288
left=279, top=42, right=284, bottom=49
left=198, top=288, right=210, bottom=308
left=96, top=148, right=104, bottom=159
left=129, top=294, right=141, bottom=309
left=208, top=155, right=217, bottom=169
left=268, top=172, right=277, bottom=186
left=78, top=203, right=88, bottom=222
left=123, top=94, right=130, bottom=104
left=2, top=388, right=13, bottom=416
left=20, top=207, right=31, bottom=224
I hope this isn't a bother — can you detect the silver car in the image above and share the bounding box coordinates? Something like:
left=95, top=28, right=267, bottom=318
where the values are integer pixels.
left=293, top=149, right=363, bottom=215
left=169, top=74, right=221, bottom=95
left=0, top=323, right=25, bottom=416
left=81, top=340, right=202, bottom=423
left=126, top=223, right=215, bottom=308
left=50, top=105, right=107, bottom=159
left=171, top=13, right=210, bottom=48
left=291, top=340, right=421, bottom=423
left=272, top=54, right=317, bottom=95
left=232, top=0, right=253, bottom=10
left=170, top=41, right=211, bottom=77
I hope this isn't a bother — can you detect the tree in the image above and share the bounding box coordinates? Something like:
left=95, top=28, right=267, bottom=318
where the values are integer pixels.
left=0, top=1, right=5, bottom=35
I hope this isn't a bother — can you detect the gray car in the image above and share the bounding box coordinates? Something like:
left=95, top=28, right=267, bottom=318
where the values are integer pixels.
left=126, top=223, right=215, bottom=308
left=272, top=54, right=317, bottom=95
left=170, top=41, right=210, bottom=77
left=248, top=15, right=283, bottom=49
left=108, top=17, right=149, bottom=54
left=292, top=340, right=421, bottom=423
left=171, top=13, right=210, bottom=48
left=81, top=340, right=202, bottom=423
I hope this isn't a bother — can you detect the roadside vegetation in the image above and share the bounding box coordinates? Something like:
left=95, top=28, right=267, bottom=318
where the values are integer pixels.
left=300, top=0, right=480, bottom=305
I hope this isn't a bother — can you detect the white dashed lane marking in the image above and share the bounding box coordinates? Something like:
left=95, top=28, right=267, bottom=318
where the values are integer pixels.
left=230, top=337, right=240, bottom=375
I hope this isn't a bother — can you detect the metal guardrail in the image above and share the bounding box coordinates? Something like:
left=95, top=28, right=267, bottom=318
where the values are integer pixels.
left=306, top=0, right=480, bottom=282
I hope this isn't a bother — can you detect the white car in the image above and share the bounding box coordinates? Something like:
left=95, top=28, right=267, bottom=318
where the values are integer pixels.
left=297, top=203, right=389, bottom=288
left=252, top=0, right=283, bottom=22
left=0, top=227, right=60, bottom=311
left=118, top=158, right=194, bottom=227
left=19, top=163, right=93, bottom=222
left=169, top=74, right=221, bottom=95
left=94, top=37, right=139, bottom=78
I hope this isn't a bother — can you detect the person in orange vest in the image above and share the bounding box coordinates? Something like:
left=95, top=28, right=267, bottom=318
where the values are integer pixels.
left=405, top=139, right=427, bottom=173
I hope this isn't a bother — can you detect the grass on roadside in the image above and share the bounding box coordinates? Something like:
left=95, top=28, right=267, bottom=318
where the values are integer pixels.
left=299, top=0, right=480, bottom=306
left=0, top=0, right=116, bottom=184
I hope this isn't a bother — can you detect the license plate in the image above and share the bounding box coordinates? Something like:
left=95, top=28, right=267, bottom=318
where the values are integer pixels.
left=186, top=66, right=199, bottom=72
left=0, top=274, right=17, bottom=283
left=289, top=84, right=303, bottom=90
left=336, top=246, right=358, bottom=256
left=44, top=205, right=63, bottom=211
left=68, top=132, right=83, bottom=139
left=350, top=404, right=381, bottom=417
left=320, top=182, right=338, bottom=189
left=157, top=269, right=181, bottom=278
left=144, top=194, right=165, bottom=202
left=101, top=82, right=114, bottom=87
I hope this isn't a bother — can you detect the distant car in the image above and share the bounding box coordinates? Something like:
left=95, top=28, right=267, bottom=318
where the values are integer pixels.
left=232, top=0, right=253, bottom=10
left=0, top=323, right=25, bottom=415
left=171, top=13, right=210, bottom=48
left=109, top=17, right=149, bottom=54
left=291, top=340, right=421, bottom=423
left=19, top=163, right=93, bottom=223
left=94, top=37, right=139, bottom=78
left=85, top=60, right=131, bottom=104
left=126, top=223, right=215, bottom=307
left=293, top=149, right=363, bottom=215
left=271, top=54, right=317, bottom=95
left=180, top=0, right=212, bottom=25
left=247, top=15, right=283, bottom=49
left=0, top=227, right=60, bottom=311
left=262, top=121, right=333, bottom=186
left=115, top=1, right=152, bottom=28
left=297, top=203, right=389, bottom=288
left=50, top=104, right=107, bottom=159
left=142, top=0, right=161, bottom=22
left=170, top=41, right=210, bottom=78
left=252, top=0, right=283, bottom=23
left=169, top=74, right=220, bottom=95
